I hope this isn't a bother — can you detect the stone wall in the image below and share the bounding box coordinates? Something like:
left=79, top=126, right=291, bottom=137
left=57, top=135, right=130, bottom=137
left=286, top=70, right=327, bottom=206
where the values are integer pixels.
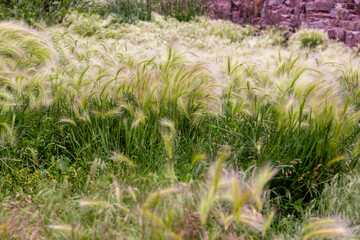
left=205, top=0, right=360, bottom=47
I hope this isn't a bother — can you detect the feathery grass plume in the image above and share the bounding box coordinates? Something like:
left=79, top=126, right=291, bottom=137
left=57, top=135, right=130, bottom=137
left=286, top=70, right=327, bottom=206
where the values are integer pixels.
left=191, top=153, right=207, bottom=166
left=230, top=175, right=252, bottom=224
left=301, top=218, right=351, bottom=240
left=166, top=163, right=177, bottom=184
left=250, top=164, right=278, bottom=211
left=109, top=182, right=131, bottom=213
left=142, top=187, right=180, bottom=212
left=91, top=108, right=121, bottom=119
left=327, top=155, right=347, bottom=167
left=350, top=138, right=360, bottom=168
left=59, top=118, right=77, bottom=127
left=159, top=118, right=175, bottom=159
left=143, top=208, right=183, bottom=239
left=0, top=113, right=15, bottom=144
left=111, top=180, right=122, bottom=203
left=214, top=171, right=267, bottom=231
left=25, top=147, right=37, bottom=162
left=88, top=158, right=107, bottom=178
left=48, top=225, right=73, bottom=233
left=128, top=186, right=138, bottom=202
left=199, top=146, right=229, bottom=225
left=0, top=22, right=55, bottom=68
left=79, top=200, right=113, bottom=208
left=141, top=187, right=182, bottom=239
left=235, top=206, right=264, bottom=231
left=209, top=146, right=229, bottom=198
left=110, top=152, right=135, bottom=167
left=131, top=109, right=148, bottom=128
left=215, top=208, right=235, bottom=231
left=0, top=86, right=13, bottom=105
left=262, top=211, right=275, bottom=238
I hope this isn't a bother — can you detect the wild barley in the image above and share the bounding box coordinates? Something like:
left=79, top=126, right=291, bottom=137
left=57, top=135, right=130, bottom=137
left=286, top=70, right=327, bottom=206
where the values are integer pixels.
left=111, top=152, right=136, bottom=167
left=79, top=200, right=113, bottom=208
left=48, top=224, right=72, bottom=232
left=301, top=218, right=352, bottom=240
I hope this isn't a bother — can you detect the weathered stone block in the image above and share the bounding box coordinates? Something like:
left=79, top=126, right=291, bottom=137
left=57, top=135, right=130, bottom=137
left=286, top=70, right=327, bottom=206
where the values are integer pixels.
left=340, top=21, right=360, bottom=31
left=327, top=27, right=346, bottom=41
left=306, top=1, right=335, bottom=12
left=232, top=10, right=241, bottom=22
left=267, top=0, right=284, bottom=6
left=307, top=21, right=328, bottom=29
left=345, top=31, right=360, bottom=47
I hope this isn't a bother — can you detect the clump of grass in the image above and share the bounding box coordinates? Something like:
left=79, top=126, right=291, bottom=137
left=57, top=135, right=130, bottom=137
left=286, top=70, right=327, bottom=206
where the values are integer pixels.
left=154, top=0, right=207, bottom=22
left=290, top=28, right=328, bottom=49
left=63, top=11, right=118, bottom=37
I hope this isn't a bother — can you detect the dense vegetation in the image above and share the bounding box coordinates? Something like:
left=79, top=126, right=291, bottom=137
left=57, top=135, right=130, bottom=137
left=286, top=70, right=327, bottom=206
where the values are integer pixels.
left=0, top=1, right=360, bottom=239
left=0, top=0, right=206, bottom=24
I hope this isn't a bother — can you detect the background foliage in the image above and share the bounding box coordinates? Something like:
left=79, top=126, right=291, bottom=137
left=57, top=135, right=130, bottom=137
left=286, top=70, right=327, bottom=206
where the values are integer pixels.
left=0, top=0, right=206, bottom=25
left=0, top=0, right=81, bottom=25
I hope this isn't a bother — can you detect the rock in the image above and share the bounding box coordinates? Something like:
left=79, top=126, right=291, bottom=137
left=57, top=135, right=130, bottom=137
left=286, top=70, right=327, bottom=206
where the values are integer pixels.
left=307, top=13, right=336, bottom=19
left=340, top=21, right=360, bottom=31
left=267, top=0, right=283, bottom=6
left=307, top=21, right=328, bottom=29
left=306, top=1, right=335, bottom=12
left=205, top=0, right=360, bottom=47
left=232, top=10, right=241, bottom=22
left=327, top=27, right=346, bottom=41
left=346, top=31, right=360, bottom=47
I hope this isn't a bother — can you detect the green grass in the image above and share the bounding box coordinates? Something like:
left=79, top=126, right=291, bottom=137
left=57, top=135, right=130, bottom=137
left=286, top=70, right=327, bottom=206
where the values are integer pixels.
left=0, top=0, right=81, bottom=25
left=290, top=28, right=328, bottom=49
left=0, top=0, right=206, bottom=26
left=0, top=12, right=360, bottom=239
left=154, top=0, right=207, bottom=22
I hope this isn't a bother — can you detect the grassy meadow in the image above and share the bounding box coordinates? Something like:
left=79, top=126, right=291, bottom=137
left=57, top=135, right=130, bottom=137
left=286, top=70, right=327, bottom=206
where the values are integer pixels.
left=0, top=2, right=360, bottom=239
